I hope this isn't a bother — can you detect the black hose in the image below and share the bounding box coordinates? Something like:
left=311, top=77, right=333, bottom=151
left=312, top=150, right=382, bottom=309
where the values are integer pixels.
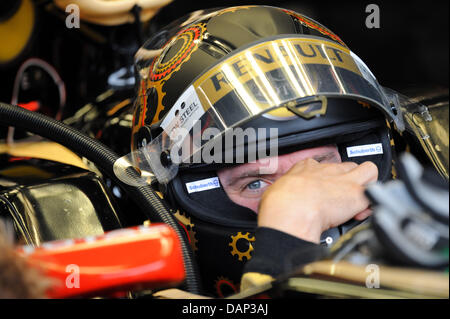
left=0, top=102, right=201, bottom=294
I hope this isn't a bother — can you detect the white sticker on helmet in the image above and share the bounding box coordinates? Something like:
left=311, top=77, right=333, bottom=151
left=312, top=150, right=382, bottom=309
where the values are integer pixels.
left=185, top=177, right=221, bottom=194
left=347, top=143, right=383, bottom=157
left=161, top=85, right=204, bottom=140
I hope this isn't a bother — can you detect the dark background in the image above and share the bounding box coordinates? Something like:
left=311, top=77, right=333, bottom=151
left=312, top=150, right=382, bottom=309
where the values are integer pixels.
left=0, top=0, right=448, bottom=115
left=153, top=0, right=449, bottom=90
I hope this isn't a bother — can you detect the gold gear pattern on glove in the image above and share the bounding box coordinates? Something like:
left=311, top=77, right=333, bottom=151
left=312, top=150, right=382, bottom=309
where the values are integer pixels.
left=229, top=232, right=255, bottom=261
left=174, top=210, right=198, bottom=252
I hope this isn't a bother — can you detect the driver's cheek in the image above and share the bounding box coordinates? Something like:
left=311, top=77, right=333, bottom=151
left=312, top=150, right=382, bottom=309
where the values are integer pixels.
left=227, top=192, right=261, bottom=214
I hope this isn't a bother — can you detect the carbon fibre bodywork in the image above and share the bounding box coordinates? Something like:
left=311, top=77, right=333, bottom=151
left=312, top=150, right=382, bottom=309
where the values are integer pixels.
left=0, top=157, right=122, bottom=245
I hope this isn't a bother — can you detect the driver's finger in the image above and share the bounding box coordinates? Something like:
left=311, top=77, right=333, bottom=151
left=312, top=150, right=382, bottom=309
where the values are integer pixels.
left=344, top=161, right=378, bottom=185
left=354, top=208, right=373, bottom=221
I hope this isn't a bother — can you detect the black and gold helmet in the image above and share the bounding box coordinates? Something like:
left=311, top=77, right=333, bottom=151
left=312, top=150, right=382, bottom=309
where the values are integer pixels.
left=115, top=6, right=407, bottom=296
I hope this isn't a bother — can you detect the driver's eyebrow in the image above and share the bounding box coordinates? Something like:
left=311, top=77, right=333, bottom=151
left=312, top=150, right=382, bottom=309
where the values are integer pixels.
left=313, top=151, right=340, bottom=163
left=224, top=151, right=339, bottom=187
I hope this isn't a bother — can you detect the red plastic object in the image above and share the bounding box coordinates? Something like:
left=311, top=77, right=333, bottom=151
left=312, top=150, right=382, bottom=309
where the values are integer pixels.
left=16, top=224, right=185, bottom=298
left=18, top=101, right=40, bottom=112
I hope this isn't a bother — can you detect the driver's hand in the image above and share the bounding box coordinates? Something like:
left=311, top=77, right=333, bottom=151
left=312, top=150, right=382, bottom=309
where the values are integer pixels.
left=257, top=158, right=378, bottom=243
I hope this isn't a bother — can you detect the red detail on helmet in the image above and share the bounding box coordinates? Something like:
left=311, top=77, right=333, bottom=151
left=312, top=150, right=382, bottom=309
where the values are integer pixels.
left=8, top=156, right=32, bottom=162
left=149, top=25, right=204, bottom=82
left=282, top=9, right=346, bottom=47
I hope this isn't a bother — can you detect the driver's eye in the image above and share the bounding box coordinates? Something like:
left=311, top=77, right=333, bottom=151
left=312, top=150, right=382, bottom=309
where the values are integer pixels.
left=246, top=180, right=270, bottom=190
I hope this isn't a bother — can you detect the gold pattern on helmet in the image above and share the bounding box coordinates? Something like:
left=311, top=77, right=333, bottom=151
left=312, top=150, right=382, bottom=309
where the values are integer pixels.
left=149, top=23, right=207, bottom=82
left=131, top=75, right=167, bottom=135
left=390, top=137, right=398, bottom=180
left=391, top=161, right=398, bottom=180
left=137, top=23, right=207, bottom=127
left=229, top=232, right=255, bottom=261
left=358, top=101, right=372, bottom=109
left=0, top=0, right=35, bottom=65
left=383, top=118, right=398, bottom=180
left=174, top=210, right=198, bottom=252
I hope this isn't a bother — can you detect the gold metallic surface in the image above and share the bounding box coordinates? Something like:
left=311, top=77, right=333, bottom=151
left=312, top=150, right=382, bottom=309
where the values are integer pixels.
left=0, top=141, right=89, bottom=170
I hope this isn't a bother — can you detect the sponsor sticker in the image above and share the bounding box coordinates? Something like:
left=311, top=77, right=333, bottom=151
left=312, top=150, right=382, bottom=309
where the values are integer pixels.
left=185, top=177, right=221, bottom=193
left=161, top=85, right=205, bottom=140
left=347, top=143, right=383, bottom=157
